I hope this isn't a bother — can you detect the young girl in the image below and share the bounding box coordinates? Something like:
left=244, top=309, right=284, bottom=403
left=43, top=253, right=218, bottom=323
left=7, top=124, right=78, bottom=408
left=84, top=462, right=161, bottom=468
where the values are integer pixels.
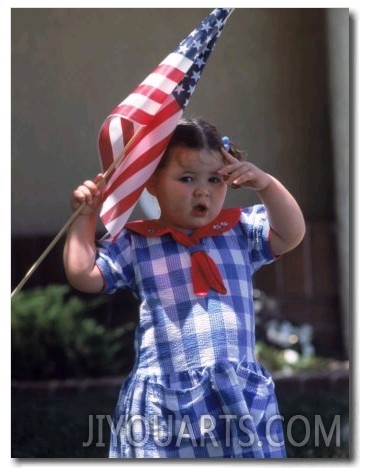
left=63, top=118, right=305, bottom=458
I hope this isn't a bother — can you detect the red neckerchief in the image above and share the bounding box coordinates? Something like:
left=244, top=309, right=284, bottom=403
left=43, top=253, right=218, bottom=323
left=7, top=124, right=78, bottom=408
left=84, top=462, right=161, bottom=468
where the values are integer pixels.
left=126, top=207, right=242, bottom=296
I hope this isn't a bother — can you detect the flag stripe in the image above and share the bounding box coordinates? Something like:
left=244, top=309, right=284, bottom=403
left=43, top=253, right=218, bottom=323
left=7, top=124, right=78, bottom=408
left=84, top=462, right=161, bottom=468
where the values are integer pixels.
left=159, top=52, right=194, bottom=71
left=152, top=61, right=188, bottom=84
left=140, top=71, right=181, bottom=92
left=98, top=121, right=115, bottom=173
left=99, top=117, right=136, bottom=173
left=111, top=104, right=158, bottom=127
left=119, top=93, right=162, bottom=118
left=131, top=84, right=170, bottom=105
left=122, top=119, right=135, bottom=147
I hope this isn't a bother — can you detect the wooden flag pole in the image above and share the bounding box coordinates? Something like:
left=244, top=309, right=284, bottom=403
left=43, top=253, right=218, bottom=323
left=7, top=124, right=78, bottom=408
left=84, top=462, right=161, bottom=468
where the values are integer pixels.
left=11, top=126, right=145, bottom=299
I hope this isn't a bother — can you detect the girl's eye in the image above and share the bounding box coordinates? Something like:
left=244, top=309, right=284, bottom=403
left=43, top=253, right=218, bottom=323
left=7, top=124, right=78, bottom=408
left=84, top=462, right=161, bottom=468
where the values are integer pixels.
left=179, top=176, right=193, bottom=183
left=209, top=176, right=222, bottom=184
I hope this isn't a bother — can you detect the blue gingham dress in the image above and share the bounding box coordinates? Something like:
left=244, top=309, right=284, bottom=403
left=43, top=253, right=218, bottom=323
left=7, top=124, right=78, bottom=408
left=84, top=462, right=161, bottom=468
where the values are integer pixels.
left=96, top=205, right=286, bottom=458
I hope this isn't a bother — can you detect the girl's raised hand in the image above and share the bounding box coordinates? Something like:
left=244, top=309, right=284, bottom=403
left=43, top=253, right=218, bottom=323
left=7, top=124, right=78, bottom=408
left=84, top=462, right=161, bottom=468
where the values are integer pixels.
left=71, top=173, right=106, bottom=216
left=218, top=148, right=272, bottom=192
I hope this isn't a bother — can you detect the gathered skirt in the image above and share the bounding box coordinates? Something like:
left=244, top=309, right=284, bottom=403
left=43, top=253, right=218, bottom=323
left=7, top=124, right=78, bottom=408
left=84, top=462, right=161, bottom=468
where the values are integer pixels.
left=108, top=359, right=287, bottom=458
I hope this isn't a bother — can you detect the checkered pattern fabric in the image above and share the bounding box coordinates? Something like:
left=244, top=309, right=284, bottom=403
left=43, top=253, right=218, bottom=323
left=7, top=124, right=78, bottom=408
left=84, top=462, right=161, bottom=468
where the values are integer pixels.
left=96, top=205, right=286, bottom=458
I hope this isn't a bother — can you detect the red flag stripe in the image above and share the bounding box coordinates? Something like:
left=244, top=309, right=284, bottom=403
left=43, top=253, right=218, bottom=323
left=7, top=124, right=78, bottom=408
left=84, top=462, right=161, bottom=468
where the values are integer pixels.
left=99, top=117, right=136, bottom=174
left=113, top=104, right=160, bottom=127
left=127, top=83, right=170, bottom=105
left=150, top=62, right=187, bottom=84
left=101, top=185, right=143, bottom=231
left=121, top=118, right=135, bottom=147
left=98, top=124, right=114, bottom=173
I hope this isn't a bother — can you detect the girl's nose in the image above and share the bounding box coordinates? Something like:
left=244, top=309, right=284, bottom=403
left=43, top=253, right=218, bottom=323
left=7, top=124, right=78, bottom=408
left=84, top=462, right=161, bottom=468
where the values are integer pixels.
left=194, top=187, right=210, bottom=197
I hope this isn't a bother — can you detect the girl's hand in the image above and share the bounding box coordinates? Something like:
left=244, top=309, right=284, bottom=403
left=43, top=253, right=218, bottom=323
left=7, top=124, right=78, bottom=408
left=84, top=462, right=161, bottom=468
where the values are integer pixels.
left=219, top=148, right=305, bottom=256
left=70, top=173, right=105, bottom=216
left=218, top=148, right=271, bottom=192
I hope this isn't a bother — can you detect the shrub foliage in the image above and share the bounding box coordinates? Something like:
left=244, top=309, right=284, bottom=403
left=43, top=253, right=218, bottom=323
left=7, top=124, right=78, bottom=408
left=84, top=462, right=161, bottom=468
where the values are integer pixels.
left=11, top=284, right=135, bottom=380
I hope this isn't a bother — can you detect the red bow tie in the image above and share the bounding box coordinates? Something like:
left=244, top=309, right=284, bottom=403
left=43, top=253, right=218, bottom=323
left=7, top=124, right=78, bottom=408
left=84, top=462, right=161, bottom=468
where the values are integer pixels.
left=126, top=207, right=241, bottom=296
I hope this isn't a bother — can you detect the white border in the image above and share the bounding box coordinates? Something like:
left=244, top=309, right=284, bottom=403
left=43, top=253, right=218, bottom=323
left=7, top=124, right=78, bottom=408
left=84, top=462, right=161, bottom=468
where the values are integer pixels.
left=4, top=2, right=363, bottom=467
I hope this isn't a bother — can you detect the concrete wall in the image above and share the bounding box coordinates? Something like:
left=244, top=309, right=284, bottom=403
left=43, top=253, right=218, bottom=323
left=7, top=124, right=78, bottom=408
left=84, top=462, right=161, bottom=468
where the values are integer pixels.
left=12, top=8, right=335, bottom=235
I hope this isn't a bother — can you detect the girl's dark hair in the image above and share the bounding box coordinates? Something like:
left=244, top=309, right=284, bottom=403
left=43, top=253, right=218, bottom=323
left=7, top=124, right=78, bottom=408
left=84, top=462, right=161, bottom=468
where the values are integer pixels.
left=156, top=118, right=244, bottom=170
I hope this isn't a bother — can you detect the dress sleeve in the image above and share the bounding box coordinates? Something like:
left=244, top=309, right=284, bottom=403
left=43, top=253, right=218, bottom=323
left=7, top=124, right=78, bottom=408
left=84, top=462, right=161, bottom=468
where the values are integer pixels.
left=95, top=230, right=136, bottom=294
left=239, top=204, right=279, bottom=273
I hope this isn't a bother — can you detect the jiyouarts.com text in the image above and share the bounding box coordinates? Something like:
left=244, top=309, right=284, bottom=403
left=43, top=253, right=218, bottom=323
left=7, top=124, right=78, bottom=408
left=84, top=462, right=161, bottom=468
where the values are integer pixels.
left=82, top=413, right=342, bottom=448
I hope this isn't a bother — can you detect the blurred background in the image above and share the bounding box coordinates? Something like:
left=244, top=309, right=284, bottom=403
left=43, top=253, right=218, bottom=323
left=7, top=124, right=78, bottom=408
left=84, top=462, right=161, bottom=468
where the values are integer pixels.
left=11, top=8, right=349, bottom=458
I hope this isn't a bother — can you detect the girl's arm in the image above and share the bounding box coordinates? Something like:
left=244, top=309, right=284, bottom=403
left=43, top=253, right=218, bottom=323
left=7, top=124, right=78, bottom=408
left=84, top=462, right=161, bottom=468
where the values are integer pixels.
left=63, top=174, right=105, bottom=293
left=219, top=150, right=306, bottom=256
left=256, top=175, right=306, bottom=255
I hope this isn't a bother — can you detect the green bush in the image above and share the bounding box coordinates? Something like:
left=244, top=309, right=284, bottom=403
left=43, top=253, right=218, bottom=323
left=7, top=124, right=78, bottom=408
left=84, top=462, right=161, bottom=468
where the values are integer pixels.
left=11, top=284, right=135, bottom=380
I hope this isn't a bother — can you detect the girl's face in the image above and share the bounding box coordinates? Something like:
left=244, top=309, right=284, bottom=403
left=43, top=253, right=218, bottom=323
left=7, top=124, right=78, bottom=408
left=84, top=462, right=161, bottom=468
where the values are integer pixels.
left=148, top=146, right=228, bottom=233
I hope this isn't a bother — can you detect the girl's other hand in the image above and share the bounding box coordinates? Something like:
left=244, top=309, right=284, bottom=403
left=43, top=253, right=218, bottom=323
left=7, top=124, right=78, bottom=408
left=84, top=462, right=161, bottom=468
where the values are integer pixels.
left=218, top=148, right=271, bottom=192
left=71, top=173, right=105, bottom=216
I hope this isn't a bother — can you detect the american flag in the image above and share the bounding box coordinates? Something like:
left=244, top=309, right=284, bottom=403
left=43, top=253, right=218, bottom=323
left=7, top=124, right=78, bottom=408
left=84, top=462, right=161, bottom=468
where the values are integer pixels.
left=98, top=8, right=234, bottom=239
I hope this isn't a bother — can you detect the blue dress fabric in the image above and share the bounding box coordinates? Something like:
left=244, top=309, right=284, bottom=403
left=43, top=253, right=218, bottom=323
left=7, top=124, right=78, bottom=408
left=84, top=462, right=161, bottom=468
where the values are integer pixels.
left=95, top=205, right=287, bottom=458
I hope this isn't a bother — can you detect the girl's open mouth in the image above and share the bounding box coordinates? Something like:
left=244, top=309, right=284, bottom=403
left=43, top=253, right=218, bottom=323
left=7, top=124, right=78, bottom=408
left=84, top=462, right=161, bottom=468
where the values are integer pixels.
left=193, top=204, right=208, bottom=216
